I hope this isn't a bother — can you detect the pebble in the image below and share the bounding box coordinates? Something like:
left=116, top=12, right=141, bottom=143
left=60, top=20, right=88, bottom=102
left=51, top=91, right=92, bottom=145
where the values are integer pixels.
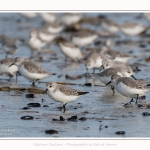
left=52, top=116, right=65, bottom=121
left=43, top=105, right=49, bottom=107
left=25, top=93, right=35, bottom=98
left=27, top=103, right=41, bottom=107
left=22, top=107, right=31, bottom=110
left=78, top=117, right=87, bottom=121
left=115, top=131, right=125, bottom=135
left=60, top=116, right=65, bottom=121
left=20, top=116, right=34, bottom=120
left=52, top=118, right=59, bottom=121
left=67, top=115, right=78, bottom=122
left=142, top=112, right=150, bottom=116
left=45, top=129, right=58, bottom=134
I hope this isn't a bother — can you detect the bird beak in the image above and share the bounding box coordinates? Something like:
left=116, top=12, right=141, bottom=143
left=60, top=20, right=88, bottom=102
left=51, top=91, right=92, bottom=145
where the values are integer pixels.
left=99, top=65, right=104, bottom=71
left=131, top=75, right=136, bottom=80
left=42, top=89, right=48, bottom=94
left=8, top=63, right=15, bottom=68
left=106, top=81, right=111, bottom=86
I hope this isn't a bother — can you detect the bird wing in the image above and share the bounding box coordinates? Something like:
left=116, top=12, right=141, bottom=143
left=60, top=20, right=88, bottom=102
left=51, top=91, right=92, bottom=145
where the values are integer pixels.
left=58, top=85, right=88, bottom=96
left=24, top=61, right=48, bottom=74
left=117, top=77, right=144, bottom=89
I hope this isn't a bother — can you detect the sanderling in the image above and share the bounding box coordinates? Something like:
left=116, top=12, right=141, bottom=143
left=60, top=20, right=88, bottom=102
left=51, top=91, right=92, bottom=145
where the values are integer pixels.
left=9, top=57, right=55, bottom=86
left=44, top=22, right=64, bottom=34
left=100, top=46, right=134, bottom=63
left=37, top=28, right=58, bottom=44
left=0, top=35, right=24, bottom=58
left=100, top=58, right=139, bottom=76
left=86, top=52, right=107, bottom=73
left=101, top=18, right=120, bottom=35
left=120, top=22, right=147, bottom=36
left=0, top=58, right=18, bottom=82
left=59, top=41, right=83, bottom=62
left=94, top=67, right=135, bottom=94
left=100, top=58, right=126, bottom=70
left=28, top=29, right=46, bottom=56
left=106, top=74, right=150, bottom=104
left=43, top=82, right=89, bottom=112
left=61, top=13, right=83, bottom=26
left=72, top=31, right=98, bottom=47
left=40, top=13, right=58, bottom=23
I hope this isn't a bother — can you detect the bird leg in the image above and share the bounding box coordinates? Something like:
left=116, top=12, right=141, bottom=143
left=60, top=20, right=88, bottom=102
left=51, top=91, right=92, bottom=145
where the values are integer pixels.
left=135, top=94, right=139, bottom=104
left=31, top=79, right=39, bottom=86
left=63, top=104, right=67, bottom=113
left=8, top=75, right=13, bottom=82
left=34, top=79, right=39, bottom=84
left=15, top=71, right=19, bottom=83
left=129, top=98, right=134, bottom=104
left=31, top=81, right=35, bottom=86
left=111, top=86, right=115, bottom=95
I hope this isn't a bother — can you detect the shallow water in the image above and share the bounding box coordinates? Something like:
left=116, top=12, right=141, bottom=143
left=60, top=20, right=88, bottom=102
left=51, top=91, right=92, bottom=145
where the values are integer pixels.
left=0, top=13, right=150, bottom=138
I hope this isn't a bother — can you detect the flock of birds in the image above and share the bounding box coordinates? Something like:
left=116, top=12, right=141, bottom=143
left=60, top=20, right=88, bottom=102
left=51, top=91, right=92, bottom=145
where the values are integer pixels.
left=0, top=12, right=150, bottom=113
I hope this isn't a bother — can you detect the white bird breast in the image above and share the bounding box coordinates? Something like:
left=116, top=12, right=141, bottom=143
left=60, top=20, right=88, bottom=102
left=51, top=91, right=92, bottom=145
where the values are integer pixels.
left=101, top=22, right=120, bottom=34
left=40, top=13, right=56, bottom=23
left=60, top=44, right=82, bottom=60
left=121, top=25, right=145, bottom=36
left=39, top=32, right=56, bottom=42
left=18, top=65, right=49, bottom=80
left=62, top=15, right=82, bottom=25
left=114, top=82, right=146, bottom=98
left=47, top=26, right=64, bottom=34
left=0, top=64, right=18, bottom=75
left=47, top=89, right=79, bottom=104
left=72, top=35, right=98, bottom=46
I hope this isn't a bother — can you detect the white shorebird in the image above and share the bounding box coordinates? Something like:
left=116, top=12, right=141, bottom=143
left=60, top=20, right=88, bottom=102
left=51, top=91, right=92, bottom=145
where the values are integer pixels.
left=86, top=53, right=107, bottom=73
left=120, top=22, right=147, bottom=36
left=44, top=22, right=64, bottom=34
left=100, top=58, right=140, bottom=76
left=43, top=82, right=89, bottom=112
left=0, top=58, right=18, bottom=82
left=100, top=46, right=134, bottom=63
left=94, top=67, right=135, bottom=95
left=37, top=28, right=58, bottom=44
left=72, top=32, right=98, bottom=47
left=0, top=35, right=24, bottom=58
left=9, top=57, right=55, bottom=86
left=106, top=74, right=150, bottom=104
left=40, top=13, right=58, bottom=23
left=101, top=18, right=120, bottom=35
left=100, top=58, right=126, bottom=69
left=59, top=41, right=83, bottom=62
left=61, top=13, right=83, bottom=26
left=28, top=30, right=46, bottom=56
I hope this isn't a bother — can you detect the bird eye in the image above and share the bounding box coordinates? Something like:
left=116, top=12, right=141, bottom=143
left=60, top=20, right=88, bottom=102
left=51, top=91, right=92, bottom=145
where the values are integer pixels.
left=49, top=85, right=52, bottom=88
left=128, top=71, right=130, bottom=73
